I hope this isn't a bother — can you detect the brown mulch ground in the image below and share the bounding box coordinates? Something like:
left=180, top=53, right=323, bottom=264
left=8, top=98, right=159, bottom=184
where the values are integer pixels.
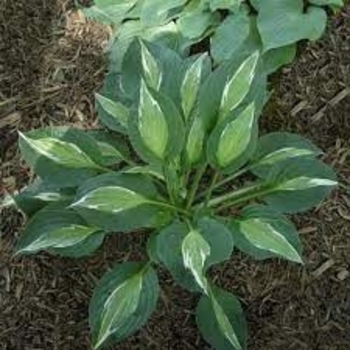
left=1, top=1, right=350, bottom=349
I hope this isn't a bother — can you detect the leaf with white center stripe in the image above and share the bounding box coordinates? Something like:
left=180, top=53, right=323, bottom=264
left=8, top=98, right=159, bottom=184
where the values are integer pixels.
left=215, top=103, right=256, bottom=169
left=17, top=225, right=99, bottom=254
left=140, top=41, right=162, bottom=90
left=276, top=176, right=337, bottom=191
left=96, top=93, right=129, bottom=133
left=181, top=54, right=206, bottom=119
left=19, top=132, right=101, bottom=170
left=234, top=217, right=302, bottom=263
left=196, top=286, right=247, bottom=350
left=15, top=202, right=105, bottom=258
left=94, top=273, right=142, bottom=349
left=71, top=186, right=150, bottom=214
left=138, top=80, right=169, bottom=159
left=211, top=295, right=243, bottom=350
left=90, top=263, right=159, bottom=349
left=186, top=116, right=205, bottom=165
left=182, top=229, right=210, bottom=293
left=219, top=51, right=259, bottom=121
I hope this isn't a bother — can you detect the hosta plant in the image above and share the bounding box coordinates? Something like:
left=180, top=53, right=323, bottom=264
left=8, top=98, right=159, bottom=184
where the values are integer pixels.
left=12, top=42, right=337, bottom=349
left=81, top=0, right=343, bottom=72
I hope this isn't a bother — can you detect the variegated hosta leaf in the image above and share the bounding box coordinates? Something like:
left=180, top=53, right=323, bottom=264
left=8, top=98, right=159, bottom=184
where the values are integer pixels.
left=181, top=54, right=207, bottom=119
left=138, top=80, right=169, bottom=159
left=90, top=263, right=159, bottom=349
left=211, top=295, right=243, bottom=350
left=219, top=51, right=259, bottom=121
left=276, top=176, right=337, bottom=191
left=95, top=93, right=129, bottom=131
left=19, top=132, right=101, bottom=170
left=186, top=117, right=205, bottom=165
left=182, top=229, right=211, bottom=293
left=17, top=225, right=99, bottom=254
left=252, top=147, right=317, bottom=167
left=217, top=103, right=255, bottom=168
left=196, top=287, right=247, bottom=350
left=140, top=41, right=162, bottom=90
left=238, top=218, right=302, bottom=263
left=94, top=273, right=143, bottom=349
left=71, top=186, right=150, bottom=214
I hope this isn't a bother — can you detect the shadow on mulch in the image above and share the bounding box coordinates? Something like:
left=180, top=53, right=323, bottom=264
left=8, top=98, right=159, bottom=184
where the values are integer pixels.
left=0, top=1, right=350, bottom=350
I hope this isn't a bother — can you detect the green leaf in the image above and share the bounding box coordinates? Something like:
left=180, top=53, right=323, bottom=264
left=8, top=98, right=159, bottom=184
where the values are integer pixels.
left=211, top=12, right=250, bottom=63
left=17, top=225, right=99, bottom=254
left=207, top=103, right=258, bottom=174
left=230, top=205, right=302, bottom=263
left=73, top=172, right=171, bottom=232
left=182, top=229, right=210, bottom=293
left=19, top=132, right=101, bottom=170
left=219, top=51, right=259, bottom=122
left=129, top=87, right=185, bottom=164
left=95, top=93, right=129, bottom=133
left=230, top=205, right=302, bottom=261
left=156, top=218, right=234, bottom=292
left=13, top=178, right=75, bottom=217
left=310, top=0, right=343, bottom=6
left=140, top=0, right=187, bottom=26
left=181, top=54, right=207, bottom=119
left=138, top=80, right=169, bottom=159
left=185, top=115, right=205, bottom=165
left=15, top=202, right=105, bottom=257
left=177, top=10, right=217, bottom=40
left=140, top=40, right=162, bottom=90
left=90, top=263, right=159, bottom=349
left=216, top=103, right=256, bottom=168
left=251, top=132, right=322, bottom=177
left=210, top=0, right=241, bottom=11
left=70, top=186, right=150, bottom=213
left=255, top=0, right=327, bottom=51
left=82, top=0, right=137, bottom=25
left=276, top=176, right=337, bottom=191
left=196, top=286, right=246, bottom=350
left=260, top=158, right=337, bottom=213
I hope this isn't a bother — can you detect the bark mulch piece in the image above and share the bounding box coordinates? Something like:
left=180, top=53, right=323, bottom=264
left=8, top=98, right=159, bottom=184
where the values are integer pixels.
left=1, top=1, right=350, bottom=349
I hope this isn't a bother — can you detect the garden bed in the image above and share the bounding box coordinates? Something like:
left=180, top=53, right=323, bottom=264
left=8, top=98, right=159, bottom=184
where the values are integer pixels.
left=1, top=1, right=350, bottom=349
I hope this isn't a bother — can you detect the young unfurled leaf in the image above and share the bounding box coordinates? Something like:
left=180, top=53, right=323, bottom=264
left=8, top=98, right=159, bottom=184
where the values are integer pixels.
left=17, top=225, right=99, bottom=254
left=138, top=80, right=169, bottom=159
left=182, top=229, right=211, bottom=293
left=197, top=287, right=247, bottom=350
left=71, top=186, right=150, bottom=214
left=95, top=93, right=129, bottom=132
left=219, top=52, right=259, bottom=121
left=140, top=41, right=162, bottom=90
left=181, top=54, right=207, bottom=119
left=186, top=117, right=205, bottom=165
left=235, top=218, right=303, bottom=263
left=217, top=103, right=255, bottom=168
left=19, top=132, right=101, bottom=170
left=90, top=263, right=159, bottom=349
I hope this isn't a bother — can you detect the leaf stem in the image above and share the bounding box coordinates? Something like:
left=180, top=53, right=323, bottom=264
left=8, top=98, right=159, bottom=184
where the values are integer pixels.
left=196, top=167, right=249, bottom=201
left=150, top=200, right=190, bottom=217
left=204, top=171, right=220, bottom=207
left=186, top=163, right=207, bottom=210
left=199, top=182, right=274, bottom=209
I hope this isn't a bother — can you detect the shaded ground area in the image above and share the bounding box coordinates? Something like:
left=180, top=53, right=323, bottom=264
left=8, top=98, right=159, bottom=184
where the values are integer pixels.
left=0, top=1, right=350, bottom=349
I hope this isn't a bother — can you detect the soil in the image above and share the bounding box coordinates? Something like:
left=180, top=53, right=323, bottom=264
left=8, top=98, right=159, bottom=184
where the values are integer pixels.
left=0, top=1, right=350, bottom=350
